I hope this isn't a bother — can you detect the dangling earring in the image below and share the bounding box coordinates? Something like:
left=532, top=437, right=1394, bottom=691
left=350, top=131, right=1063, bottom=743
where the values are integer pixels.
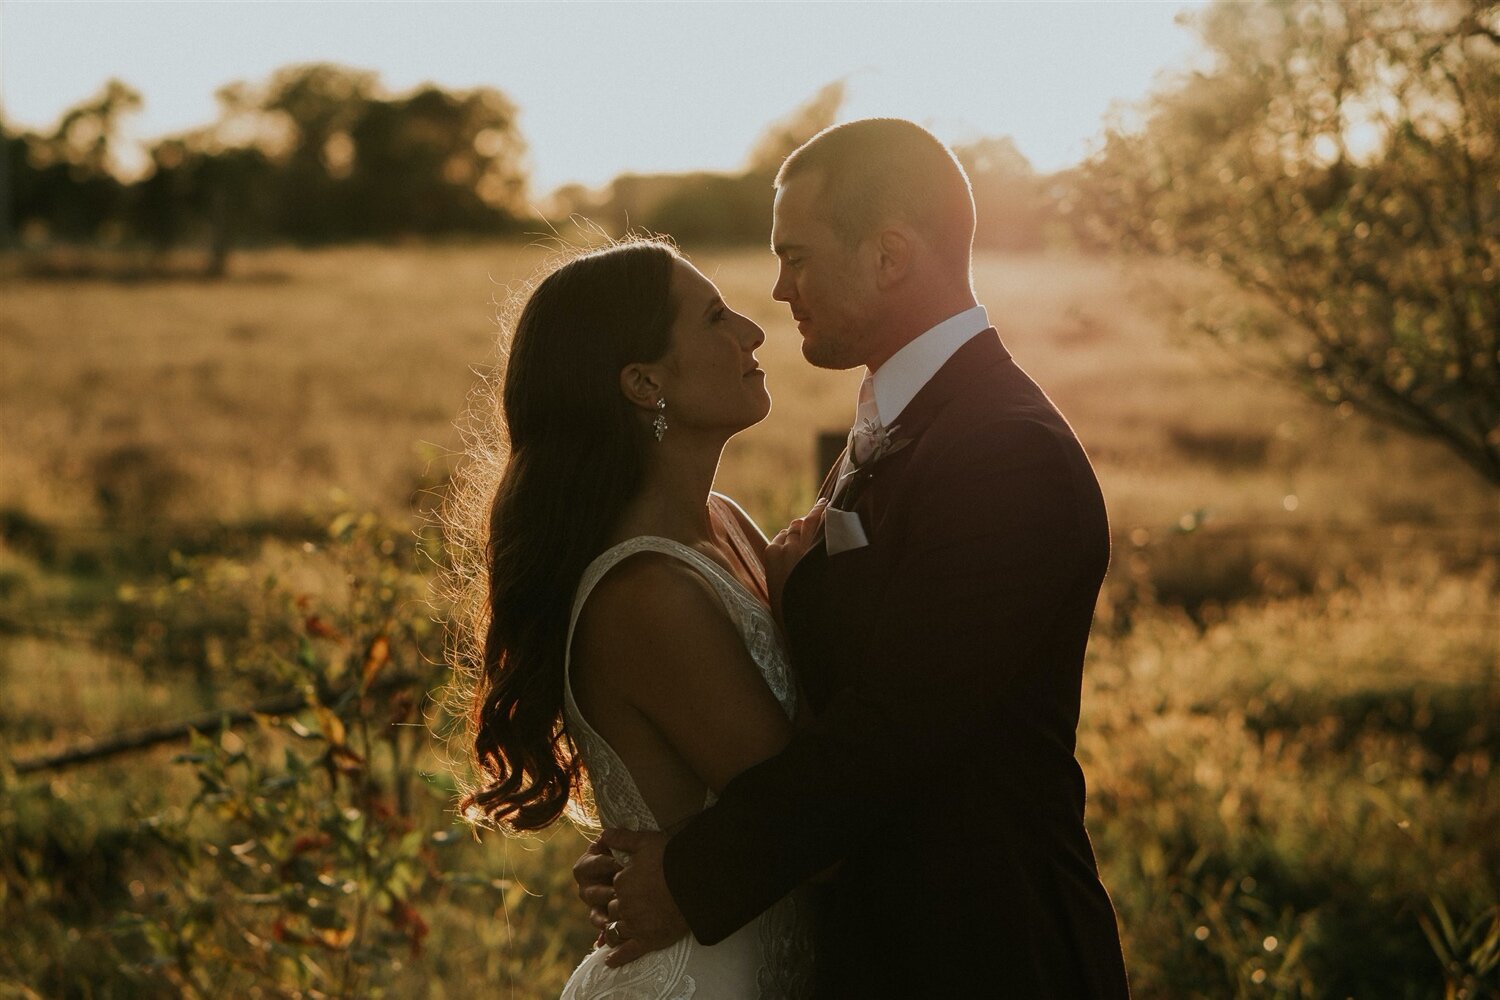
left=652, top=398, right=668, bottom=442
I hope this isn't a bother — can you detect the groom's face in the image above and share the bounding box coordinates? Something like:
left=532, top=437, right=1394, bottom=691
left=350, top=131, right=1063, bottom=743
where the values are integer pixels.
left=771, top=172, right=880, bottom=371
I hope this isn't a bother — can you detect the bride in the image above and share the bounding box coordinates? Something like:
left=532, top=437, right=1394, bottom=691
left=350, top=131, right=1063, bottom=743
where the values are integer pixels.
left=450, top=238, right=820, bottom=997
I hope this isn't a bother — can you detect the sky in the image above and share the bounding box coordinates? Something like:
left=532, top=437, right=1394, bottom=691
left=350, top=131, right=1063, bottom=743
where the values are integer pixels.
left=1, top=1, right=1207, bottom=197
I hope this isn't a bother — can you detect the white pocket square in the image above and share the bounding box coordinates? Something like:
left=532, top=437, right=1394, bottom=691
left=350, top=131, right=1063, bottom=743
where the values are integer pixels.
left=824, top=505, right=869, bottom=555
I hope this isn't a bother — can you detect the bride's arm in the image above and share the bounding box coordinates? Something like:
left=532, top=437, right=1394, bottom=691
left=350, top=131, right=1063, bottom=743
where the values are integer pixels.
left=571, top=553, right=804, bottom=950
left=573, top=554, right=795, bottom=797
left=722, top=503, right=839, bottom=887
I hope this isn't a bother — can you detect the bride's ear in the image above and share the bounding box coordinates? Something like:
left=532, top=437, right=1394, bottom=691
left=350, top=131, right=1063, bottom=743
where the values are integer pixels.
left=619, top=364, right=664, bottom=412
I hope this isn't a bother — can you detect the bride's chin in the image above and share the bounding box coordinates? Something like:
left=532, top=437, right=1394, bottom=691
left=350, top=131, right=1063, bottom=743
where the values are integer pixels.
left=733, top=407, right=771, bottom=435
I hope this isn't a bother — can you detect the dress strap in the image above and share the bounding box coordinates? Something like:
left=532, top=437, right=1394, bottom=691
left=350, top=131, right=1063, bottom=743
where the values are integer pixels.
left=566, top=536, right=737, bottom=654
left=562, top=536, right=745, bottom=725
left=562, top=536, right=743, bottom=825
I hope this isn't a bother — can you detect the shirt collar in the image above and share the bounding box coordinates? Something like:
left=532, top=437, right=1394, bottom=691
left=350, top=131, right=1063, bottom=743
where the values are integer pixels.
left=868, top=305, right=990, bottom=425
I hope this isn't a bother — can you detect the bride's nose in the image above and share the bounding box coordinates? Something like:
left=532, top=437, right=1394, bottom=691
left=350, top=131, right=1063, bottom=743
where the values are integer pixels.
left=742, top=321, right=765, bottom=351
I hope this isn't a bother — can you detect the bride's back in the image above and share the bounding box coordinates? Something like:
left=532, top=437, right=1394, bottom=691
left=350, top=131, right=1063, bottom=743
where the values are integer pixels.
left=568, top=549, right=720, bottom=830
left=565, top=526, right=794, bottom=831
left=557, top=533, right=813, bottom=1000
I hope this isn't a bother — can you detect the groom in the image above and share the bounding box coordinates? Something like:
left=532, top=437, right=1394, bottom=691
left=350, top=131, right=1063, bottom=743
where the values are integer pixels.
left=583, top=118, right=1130, bottom=997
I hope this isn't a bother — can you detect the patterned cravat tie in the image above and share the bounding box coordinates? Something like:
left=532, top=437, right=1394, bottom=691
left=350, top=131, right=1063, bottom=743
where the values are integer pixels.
left=846, top=374, right=883, bottom=467
left=830, top=375, right=881, bottom=519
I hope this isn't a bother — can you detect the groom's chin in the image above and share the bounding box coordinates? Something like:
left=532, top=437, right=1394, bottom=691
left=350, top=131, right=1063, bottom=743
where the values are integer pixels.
left=800, top=339, right=860, bottom=372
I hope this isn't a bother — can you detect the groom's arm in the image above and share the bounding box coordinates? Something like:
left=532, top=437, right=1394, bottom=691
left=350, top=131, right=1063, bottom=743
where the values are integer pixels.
left=662, top=418, right=1097, bottom=944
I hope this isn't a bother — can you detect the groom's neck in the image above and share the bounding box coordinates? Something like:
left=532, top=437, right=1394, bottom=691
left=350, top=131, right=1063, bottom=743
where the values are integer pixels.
left=864, top=274, right=978, bottom=373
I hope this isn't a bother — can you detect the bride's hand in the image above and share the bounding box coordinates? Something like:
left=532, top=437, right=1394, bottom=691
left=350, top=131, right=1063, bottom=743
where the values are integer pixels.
left=597, top=827, right=688, bottom=967
left=573, top=838, right=622, bottom=940
left=765, top=499, right=828, bottom=624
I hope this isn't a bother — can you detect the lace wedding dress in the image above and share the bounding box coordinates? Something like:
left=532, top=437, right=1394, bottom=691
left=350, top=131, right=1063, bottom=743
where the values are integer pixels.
left=559, top=535, right=814, bottom=1000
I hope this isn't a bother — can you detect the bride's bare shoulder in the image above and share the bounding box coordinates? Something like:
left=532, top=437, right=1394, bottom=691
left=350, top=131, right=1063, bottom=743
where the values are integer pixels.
left=570, top=546, right=793, bottom=791
left=572, top=551, right=724, bottom=675
left=583, top=549, right=714, bottom=617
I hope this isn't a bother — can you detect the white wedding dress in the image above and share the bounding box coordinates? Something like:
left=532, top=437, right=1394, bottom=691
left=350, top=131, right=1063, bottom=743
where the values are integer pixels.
left=559, top=535, right=814, bottom=1000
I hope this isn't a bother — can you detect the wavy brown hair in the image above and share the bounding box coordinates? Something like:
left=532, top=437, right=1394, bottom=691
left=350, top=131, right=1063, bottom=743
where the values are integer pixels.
left=445, top=237, right=680, bottom=832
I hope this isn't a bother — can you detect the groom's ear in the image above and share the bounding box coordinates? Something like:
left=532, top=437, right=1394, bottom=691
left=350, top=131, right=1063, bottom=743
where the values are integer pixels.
left=619, top=364, right=664, bottom=411
left=873, top=226, right=915, bottom=289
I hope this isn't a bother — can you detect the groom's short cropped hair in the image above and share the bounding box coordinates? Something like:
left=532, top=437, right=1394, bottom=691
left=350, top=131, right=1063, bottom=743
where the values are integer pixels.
left=776, top=118, right=976, bottom=268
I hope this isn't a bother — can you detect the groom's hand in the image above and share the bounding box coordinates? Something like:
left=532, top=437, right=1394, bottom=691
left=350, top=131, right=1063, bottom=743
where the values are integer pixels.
left=572, top=837, right=622, bottom=941
left=597, top=827, right=689, bottom=967
left=766, top=498, right=828, bottom=624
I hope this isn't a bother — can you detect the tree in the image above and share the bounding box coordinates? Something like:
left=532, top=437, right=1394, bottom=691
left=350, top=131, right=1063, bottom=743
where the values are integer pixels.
left=131, top=132, right=279, bottom=275
left=13, top=79, right=141, bottom=242
left=652, top=80, right=846, bottom=243
left=125, top=64, right=530, bottom=258
left=0, top=120, right=14, bottom=248
left=343, top=84, right=528, bottom=236
left=1075, top=0, right=1500, bottom=484
left=744, top=80, right=846, bottom=175
left=552, top=82, right=847, bottom=245
left=262, top=64, right=380, bottom=241
left=954, top=136, right=1049, bottom=252
left=250, top=64, right=528, bottom=241
left=48, top=78, right=143, bottom=178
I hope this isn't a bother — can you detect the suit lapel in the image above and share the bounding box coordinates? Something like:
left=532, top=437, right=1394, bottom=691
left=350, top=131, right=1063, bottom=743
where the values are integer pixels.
left=815, top=443, right=849, bottom=505
left=885, top=328, right=1009, bottom=444
left=830, top=329, right=1010, bottom=519
left=791, top=329, right=1010, bottom=573
left=781, top=330, right=1013, bottom=710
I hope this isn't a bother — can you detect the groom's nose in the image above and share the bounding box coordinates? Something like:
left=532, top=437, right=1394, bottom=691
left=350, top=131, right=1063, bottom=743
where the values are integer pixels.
left=771, top=265, right=794, bottom=304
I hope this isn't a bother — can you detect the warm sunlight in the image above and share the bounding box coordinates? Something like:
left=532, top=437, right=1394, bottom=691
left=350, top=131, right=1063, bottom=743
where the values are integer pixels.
left=2, top=1, right=1206, bottom=193
left=2, top=2, right=1495, bottom=996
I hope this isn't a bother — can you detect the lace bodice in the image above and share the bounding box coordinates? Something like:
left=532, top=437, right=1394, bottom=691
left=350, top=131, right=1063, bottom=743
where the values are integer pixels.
left=558, top=530, right=812, bottom=1000
left=562, top=534, right=797, bottom=832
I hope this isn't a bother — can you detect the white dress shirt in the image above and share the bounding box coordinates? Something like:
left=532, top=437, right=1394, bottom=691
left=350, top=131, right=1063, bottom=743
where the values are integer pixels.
left=824, top=305, right=991, bottom=555
left=866, top=304, right=991, bottom=427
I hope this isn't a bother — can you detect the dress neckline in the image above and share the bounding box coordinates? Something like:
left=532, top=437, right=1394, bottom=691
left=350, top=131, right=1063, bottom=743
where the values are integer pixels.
left=588, top=532, right=771, bottom=615
left=564, top=532, right=782, bottom=831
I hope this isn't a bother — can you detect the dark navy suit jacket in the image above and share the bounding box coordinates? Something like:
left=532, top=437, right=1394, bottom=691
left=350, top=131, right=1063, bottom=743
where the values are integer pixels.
left=663, top=330, right=1131, bottom=997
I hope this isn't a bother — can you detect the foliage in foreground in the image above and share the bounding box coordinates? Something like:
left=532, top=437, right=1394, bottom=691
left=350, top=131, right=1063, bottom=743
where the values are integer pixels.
left=1086, top=551, right=1499, bottom=998
left=0, top=513, right=1496, bottom=998
left=0, top=517, right=590, bottom=998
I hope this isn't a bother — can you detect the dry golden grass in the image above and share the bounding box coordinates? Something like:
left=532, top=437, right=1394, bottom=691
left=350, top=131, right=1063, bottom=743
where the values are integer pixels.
left=2, top=242, right=1492, bottom=540
left=1, top=242, right=1496, bottom=998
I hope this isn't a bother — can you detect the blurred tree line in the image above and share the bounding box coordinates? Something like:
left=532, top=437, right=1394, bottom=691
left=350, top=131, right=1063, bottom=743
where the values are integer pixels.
left=0, top=70, right=1057, bottom=268
left=1, top=64, right=531, bottom=271
left=554, top=80, right=1057, bottom=250
left=6, top=3, right=1491, bottom=482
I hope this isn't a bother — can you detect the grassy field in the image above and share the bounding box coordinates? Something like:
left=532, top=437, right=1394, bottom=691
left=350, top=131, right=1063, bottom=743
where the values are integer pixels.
left=0, top=242, right=1496, bottom=998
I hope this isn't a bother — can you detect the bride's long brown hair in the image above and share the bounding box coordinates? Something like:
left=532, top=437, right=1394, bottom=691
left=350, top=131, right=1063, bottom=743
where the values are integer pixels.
left=446, top=238, right=680, bottom=832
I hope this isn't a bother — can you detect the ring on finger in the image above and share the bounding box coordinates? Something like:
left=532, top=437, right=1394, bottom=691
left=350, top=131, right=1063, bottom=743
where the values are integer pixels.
left=604, top=920, right=624, bottom=947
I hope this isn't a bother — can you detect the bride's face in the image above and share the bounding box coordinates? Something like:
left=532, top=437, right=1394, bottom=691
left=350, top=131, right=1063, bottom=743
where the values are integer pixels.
left=657, top=259, right=771, bottom=435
